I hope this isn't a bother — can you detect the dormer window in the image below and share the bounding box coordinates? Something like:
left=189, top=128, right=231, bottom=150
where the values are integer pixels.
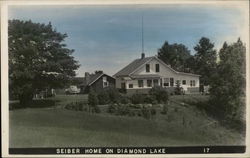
left=146, top=64, right=150, bottom=72
left=156, top=64, right=160, bottom=72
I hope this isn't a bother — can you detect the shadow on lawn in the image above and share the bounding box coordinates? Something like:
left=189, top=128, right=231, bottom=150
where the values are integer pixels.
left=9, top=99, right=58, bottom=110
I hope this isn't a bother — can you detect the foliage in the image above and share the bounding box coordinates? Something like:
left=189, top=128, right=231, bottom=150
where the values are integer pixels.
left=141, top=106, right=152, bottom=120
left=174, top=81, right=184, bottom=95
left=88, top=88, right=99, bottom=106
left=93, top=105, right=101, bottom=113
left=193, top=37, right=217, bottom=86
left=97, top=90, right=110, bottom=105
left=209, top=38, right=245, bottom=122
left=97, top=87, right=123, bottom=104
left=105, top=87, right=122, bottom=103
left=149, top=86, right=169, bottom=103
left=65, top=101, right=87, bottom=111
left=9, top=19, right=80, bottom=107
left=10, top=99, right=56, bottom=110
left=107, top=104, right=117, bottom=113
left=131, top=93, right=146, bottom=104
left=120, top=95, right=131, bottom=104
left=157, top=41, right=193, bottom=72
left=161, top=104, right=168, bottom=115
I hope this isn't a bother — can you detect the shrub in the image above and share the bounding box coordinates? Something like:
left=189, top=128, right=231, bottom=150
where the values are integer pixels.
left=120, top=95, right=131, bottom=104
left=150, top=107, right=157, bottom=115
left=149, top=86, right=169, bottom=103
left=65, top=101, right=86, bottom=111
left=174, top=81, right=184, bottom=95
left=107, top=87, right=122, bottom=103
left=107, top=104, right=117, bottom=113
left=116, top=104, right=130, bottom=115
left=161, top=104, right=168, bottom=115
left=88, top=88, right=99, bottom=106
left=93, top=105, right=101, bottom=113
left=131, top=94, right=146, bottom=104
left=97, top=91, right=110, bottom=105
left=141, top=106, right=151, bottom=120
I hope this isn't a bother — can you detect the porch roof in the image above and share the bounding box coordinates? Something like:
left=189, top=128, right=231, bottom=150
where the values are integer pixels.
left=130, top=74, right=161, bottom=79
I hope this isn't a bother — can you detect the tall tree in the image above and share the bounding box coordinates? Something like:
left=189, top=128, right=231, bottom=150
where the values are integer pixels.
left=9, top=19, right=80, bottom=106
left=209, top=38, right=245, bottom=121
left=157, top=41, right=193, bottom=72
left=193, top=37, right=217, bottom=86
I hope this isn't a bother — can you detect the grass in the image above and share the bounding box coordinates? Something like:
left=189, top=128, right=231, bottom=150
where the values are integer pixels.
left=9, top=94, right=245, bottom=147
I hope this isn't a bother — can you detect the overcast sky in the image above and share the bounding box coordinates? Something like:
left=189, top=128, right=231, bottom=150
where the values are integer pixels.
left=8, top=4, right=247, bottom=77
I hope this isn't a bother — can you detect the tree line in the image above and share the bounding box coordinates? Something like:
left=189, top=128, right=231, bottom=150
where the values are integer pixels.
left=158, top=37, right=246, bottom=123
left=9, top=19, right=246, bottom=124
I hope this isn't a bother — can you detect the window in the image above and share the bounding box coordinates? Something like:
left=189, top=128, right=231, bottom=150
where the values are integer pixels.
left=147, top=80, right=152, bottom=87
left=163, top=78, right=169, bottom=87
left=146, top=64, right=150, bottom=72
left=129, top=84, right=133, bottom=88
left=182, top=80, right=186, bottom=85
left=190, top=80, right=196, bottom=87
left=103, top=76, right=108, bottom=87
left=138, top=80, right=144, bottom=87
left=153, top=79, right=159, bottom=87
left=170, top=78, right=174, bottom=87
left=156, top=64, right=160, bottom=72
left=103, top=81, right=108, bottom=87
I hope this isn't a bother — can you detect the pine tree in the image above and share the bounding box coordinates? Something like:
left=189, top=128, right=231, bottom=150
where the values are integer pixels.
left=193, top=37, right=217, bottom=86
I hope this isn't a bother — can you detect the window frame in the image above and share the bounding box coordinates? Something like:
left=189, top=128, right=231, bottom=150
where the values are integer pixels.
left=182, top=80, right=186, bottom=85
left=138, top=80, right=144, bottom=88
left=155, top=64, right=160, bottom=72
left=129, top=84, right=133, bottom=88
left=146, top=64, right=150, bottom=72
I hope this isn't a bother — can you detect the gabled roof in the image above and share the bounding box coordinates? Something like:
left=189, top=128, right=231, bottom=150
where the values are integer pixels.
left=81, top=73, right=115, bottom=86
left=113, top=56, right=154, bottom=77
left=113, top=56, right=200, bottom=77
left=87, top=73, right=104, bottom=86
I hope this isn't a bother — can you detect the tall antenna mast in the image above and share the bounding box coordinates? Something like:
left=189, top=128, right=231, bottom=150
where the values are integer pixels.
left=141, top=15, right=144, bottom=54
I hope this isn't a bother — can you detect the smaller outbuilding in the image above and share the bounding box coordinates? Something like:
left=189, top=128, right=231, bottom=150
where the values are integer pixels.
left=80, top=71, right=116, bottom=93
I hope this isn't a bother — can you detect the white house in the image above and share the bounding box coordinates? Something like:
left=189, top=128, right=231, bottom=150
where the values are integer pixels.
left=113, top=53, right=200, bottom=94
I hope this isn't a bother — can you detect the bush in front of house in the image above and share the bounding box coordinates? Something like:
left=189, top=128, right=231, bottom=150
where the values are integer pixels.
left=107, top=104, right=117, bottom=113
left=141, top=106, right=151, bottom=120
left=149, top=86, right=169, bottom=103
left=88, top=88, right=99, bottom=106
left=120, top=95, right=131, bottom=104
left=131, top=93, right=147, bottom=104
left=97, top=87, right=122, bottom=104
left=161, top=104, right=168, bottom=115
left=65, top=101, right=87, bottom=111
left=174, top=82, right=184, bottom=95
left=97, top=90, right=110, bottom=105
left=116, top=104, right=130, bottom=116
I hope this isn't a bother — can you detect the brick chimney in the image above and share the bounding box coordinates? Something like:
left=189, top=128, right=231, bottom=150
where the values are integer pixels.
left=141, top=53, right=145, bottom=59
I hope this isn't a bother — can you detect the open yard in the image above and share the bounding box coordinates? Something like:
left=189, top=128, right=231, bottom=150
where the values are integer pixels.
left=9, top=94, right=245, bottom=147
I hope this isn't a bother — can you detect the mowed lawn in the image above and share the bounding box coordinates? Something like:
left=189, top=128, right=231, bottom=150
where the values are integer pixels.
left=9, top=94, right=245, bottom=147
